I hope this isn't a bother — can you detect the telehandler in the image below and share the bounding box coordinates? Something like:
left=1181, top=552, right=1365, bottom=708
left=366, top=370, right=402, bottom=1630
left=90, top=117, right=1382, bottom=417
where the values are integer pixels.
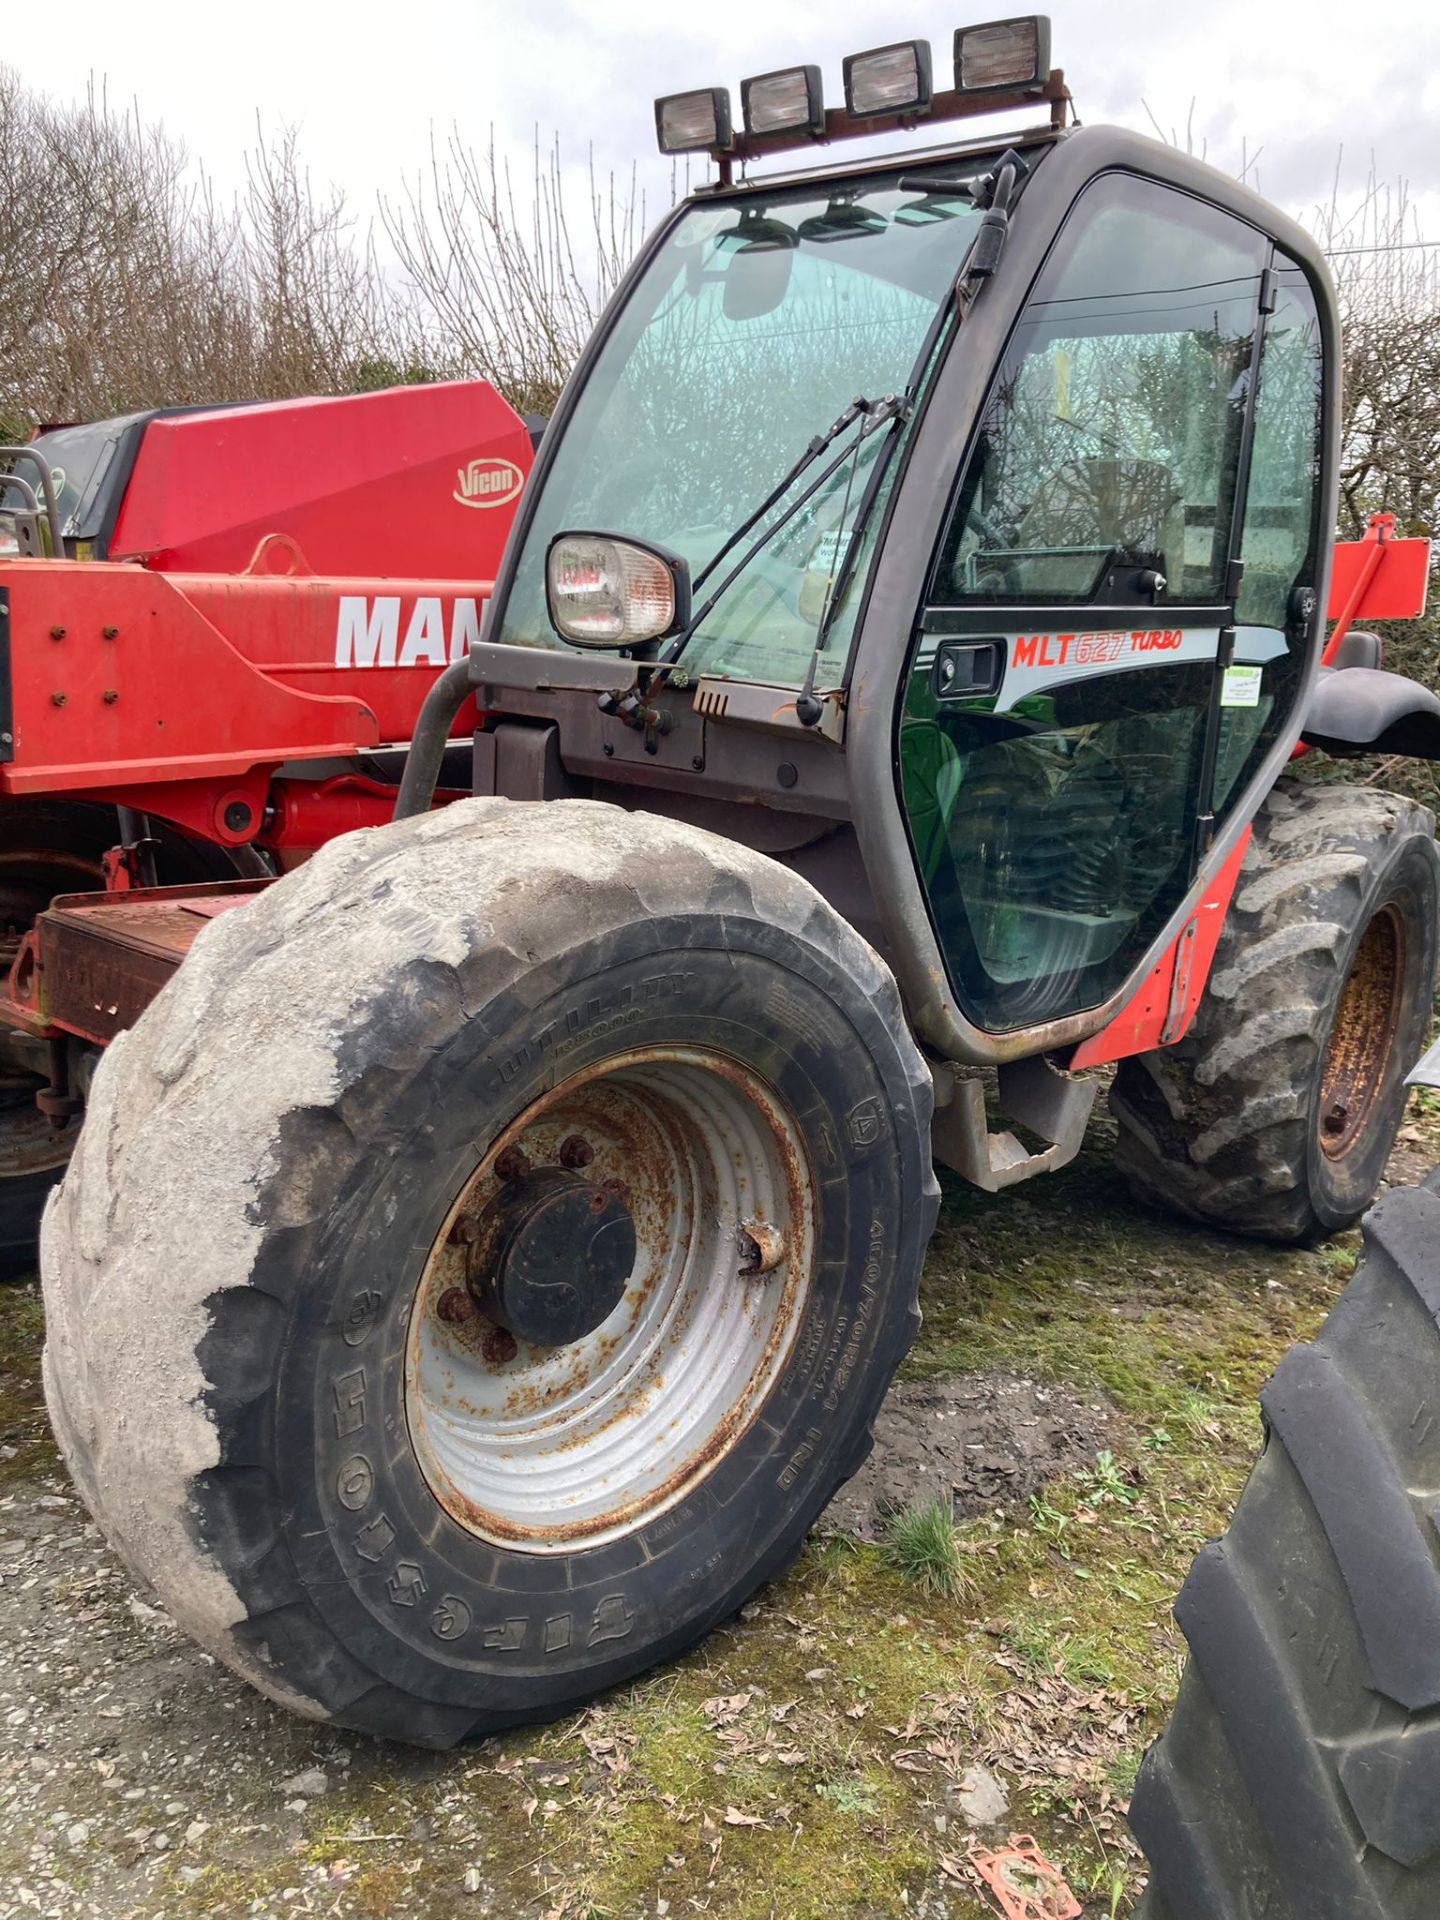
left=32, top=18, right=1440, bottom=1912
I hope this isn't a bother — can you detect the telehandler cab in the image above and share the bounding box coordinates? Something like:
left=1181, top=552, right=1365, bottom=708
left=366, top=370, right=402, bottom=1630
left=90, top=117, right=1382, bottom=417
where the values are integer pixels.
left=36, top=21, right=1440, bottom=1882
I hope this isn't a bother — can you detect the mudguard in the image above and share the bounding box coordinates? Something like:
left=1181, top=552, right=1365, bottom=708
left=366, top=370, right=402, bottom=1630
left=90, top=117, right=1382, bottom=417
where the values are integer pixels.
left=1300, top=665, right=1440, bottom=760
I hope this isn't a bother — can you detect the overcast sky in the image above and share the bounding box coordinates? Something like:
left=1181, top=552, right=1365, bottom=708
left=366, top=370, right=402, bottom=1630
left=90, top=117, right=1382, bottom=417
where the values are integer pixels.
left=7, top=1, right=1440, bottom=249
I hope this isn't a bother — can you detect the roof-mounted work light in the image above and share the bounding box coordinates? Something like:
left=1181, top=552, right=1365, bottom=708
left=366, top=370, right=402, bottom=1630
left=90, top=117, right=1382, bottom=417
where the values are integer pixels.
left=741, top=65, right=825, bottom=138
left=843, top=40, right=934, bottom=118
left=655, top=87, right=733, bottom=155
left=954, top=16, right=1051, bottom=93
left=654, top=15, right=1066, bottom=170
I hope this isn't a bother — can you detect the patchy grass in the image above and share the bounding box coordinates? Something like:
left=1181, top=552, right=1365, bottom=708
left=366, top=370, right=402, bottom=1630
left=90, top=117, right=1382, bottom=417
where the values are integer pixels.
left=884, top=1496, right=975, bottom=1601
left=3, top=1090, right=1438, bottom=1918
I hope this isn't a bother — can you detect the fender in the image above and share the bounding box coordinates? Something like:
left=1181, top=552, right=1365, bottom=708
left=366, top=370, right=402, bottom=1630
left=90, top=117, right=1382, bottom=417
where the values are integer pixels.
left=1300, top=665, right=1440, bottom=761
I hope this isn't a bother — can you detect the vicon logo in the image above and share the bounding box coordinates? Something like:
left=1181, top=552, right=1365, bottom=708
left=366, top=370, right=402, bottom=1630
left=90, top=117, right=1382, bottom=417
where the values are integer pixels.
left=453, top=456, right=523, bottom=509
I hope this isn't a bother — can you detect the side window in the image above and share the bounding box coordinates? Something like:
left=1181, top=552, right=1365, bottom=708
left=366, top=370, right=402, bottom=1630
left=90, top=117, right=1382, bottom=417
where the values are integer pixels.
left=931, top=173, right=1266, bottom=607
left=1216, top=263, right=1324, bottom=809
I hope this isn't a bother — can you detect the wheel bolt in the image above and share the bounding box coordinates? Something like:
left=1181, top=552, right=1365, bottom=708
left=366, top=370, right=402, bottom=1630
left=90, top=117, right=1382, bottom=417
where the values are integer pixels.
left=494, top=1146, right=530, bottom=1184
left=558, top=1134, right=594, bottom=1170
left=588, top=1189, right=608, bottom=1215
left=482, top=1325, right=519, bottom=1365
left=449, top=1215, right=479, bottom=1246
left=737, top=1219, right=786, bottom=1275
left=436, top=1286, right=475, bottom=1325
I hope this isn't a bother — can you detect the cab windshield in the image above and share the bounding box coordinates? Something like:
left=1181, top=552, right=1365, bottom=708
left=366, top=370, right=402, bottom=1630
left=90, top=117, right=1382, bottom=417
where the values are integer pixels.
left=496, top=160, right=997, bottom=685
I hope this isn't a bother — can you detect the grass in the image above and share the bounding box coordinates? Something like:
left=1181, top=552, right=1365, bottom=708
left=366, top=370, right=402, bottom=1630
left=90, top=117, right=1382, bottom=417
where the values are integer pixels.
left=882, top=1495, right=974, bottom=1600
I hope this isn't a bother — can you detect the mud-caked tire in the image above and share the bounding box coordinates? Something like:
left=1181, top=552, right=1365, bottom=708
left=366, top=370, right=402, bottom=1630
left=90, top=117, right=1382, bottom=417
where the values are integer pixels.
left=1130, top=1173, right=1440, bottom=1919
left=41, top=798, right=938, bottom=1747
left=1111, top=779, right=1439, bottom=1242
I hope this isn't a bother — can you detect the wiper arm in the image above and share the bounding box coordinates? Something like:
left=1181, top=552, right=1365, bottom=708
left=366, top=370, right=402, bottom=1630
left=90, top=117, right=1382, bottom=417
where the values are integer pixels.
left=665, top=395, right=907, bottom=665
left=691, top=395, right=875, bottom=595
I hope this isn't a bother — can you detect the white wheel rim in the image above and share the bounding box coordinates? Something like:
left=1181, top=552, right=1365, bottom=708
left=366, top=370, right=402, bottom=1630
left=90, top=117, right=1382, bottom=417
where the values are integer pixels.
left=404, top=1046, right=816, bottom=1553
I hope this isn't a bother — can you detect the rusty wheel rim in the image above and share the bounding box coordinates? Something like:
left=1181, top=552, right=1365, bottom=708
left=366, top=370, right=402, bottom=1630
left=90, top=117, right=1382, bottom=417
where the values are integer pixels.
left=404, top=1045, right=815, bottom=1553
left=1318, top=904, right=1406, bottom=1160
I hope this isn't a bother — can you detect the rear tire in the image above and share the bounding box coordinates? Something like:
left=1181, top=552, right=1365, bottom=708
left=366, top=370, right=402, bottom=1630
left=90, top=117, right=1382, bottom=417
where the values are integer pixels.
left=1111, top=779, right=1439, bottom=1242
left=41, top=799, right=938, bottom=1746
left=1130, top=1172, right=1440, bottom=1919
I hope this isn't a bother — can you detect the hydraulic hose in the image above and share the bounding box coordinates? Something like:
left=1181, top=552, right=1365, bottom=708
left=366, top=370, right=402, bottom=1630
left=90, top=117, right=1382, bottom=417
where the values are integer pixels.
left=393, top=655, right=473, bottom=821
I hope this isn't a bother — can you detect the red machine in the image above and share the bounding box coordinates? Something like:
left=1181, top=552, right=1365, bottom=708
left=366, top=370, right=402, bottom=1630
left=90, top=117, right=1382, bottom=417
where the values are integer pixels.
left=0, top=378, right=532, bottom=862
left=0, top=378, right=532, bottom=1256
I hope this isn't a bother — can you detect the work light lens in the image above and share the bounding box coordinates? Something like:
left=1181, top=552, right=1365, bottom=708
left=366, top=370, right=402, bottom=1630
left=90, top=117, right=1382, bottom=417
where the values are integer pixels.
left=547, top=534, right=685, bottom=648
left=741, top=65, right=824, bottom=137
left=955, top=15, right=1050, bottom=91
left=655, top=88, right=733, bottom=155
left=843, top=41, right=934, bottom=117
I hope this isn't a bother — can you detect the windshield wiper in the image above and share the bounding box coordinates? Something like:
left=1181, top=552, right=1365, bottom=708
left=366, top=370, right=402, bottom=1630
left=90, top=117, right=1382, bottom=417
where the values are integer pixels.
left=664, top=394, right=908, bottom=665
left=669, top=149, right=1031, bottom=690
left=690, top=396, right=876, bottom=596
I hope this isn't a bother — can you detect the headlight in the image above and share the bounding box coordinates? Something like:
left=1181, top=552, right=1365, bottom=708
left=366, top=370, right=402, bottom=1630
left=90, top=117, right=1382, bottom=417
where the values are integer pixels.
left=545, top=533, right=692, bottom=650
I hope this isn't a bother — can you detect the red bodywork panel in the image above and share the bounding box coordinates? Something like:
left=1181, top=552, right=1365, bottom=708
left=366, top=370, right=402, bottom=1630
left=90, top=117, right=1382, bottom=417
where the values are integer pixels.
left=1069, top=830, right=1252, bottom=1069
left=107, top=380, right=529, bottom=581
left=0, top=562, right=493, bottom=845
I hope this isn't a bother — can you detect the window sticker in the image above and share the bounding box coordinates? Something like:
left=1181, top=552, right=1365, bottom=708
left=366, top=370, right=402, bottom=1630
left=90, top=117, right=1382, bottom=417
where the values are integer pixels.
left=1220, top=663, right=1263, bottom=708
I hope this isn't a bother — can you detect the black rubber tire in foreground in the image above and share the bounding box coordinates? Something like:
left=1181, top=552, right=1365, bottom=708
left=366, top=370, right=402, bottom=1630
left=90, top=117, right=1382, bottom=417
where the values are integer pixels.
left=1130, top=1172, right=1440, bottom=1919
left=41, top=799, right=939, bottom=1747
left=1112, top=779, right=1439, bottom=1242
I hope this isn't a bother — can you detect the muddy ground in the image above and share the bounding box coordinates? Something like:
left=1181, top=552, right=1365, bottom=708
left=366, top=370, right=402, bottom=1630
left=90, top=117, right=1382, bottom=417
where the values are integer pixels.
left=2, top=1090, right=1438, bottom=1920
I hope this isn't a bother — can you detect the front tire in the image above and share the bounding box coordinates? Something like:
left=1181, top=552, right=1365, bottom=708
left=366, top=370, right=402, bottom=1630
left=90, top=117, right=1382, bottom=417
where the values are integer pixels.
left=41, top=799, right=938, bottom=1745
left=1111, top=780, right=1439, bottom=1242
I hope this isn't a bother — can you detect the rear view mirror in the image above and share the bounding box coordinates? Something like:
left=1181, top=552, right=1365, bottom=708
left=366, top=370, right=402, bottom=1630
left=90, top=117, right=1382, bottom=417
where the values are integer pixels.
left=715, top=212, right=798, bottom=321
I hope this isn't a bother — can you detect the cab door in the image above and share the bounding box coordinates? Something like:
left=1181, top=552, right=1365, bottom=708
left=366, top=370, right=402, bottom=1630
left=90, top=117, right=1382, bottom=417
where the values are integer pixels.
left=896, top=171, right=1319, bottom=1035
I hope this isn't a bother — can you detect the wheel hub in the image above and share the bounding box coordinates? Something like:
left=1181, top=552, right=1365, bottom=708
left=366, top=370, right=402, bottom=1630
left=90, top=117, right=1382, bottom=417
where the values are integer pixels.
left=403, top=1046, right=816, bottom=1553
left=464, top=1167, right=636, bottom=1346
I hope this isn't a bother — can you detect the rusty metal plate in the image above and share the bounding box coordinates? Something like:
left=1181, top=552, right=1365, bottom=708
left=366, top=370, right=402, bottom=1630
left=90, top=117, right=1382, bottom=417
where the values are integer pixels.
left=33, top=879, right=269, bottom=1044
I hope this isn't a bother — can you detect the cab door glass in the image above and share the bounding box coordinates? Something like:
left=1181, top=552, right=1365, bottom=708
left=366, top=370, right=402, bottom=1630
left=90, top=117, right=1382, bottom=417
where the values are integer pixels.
left=900, top=173, right=1267, bottom=1034
left=933, top=175, right=1265, bottom=607
left=1215, top=263, right=1324, bottom=812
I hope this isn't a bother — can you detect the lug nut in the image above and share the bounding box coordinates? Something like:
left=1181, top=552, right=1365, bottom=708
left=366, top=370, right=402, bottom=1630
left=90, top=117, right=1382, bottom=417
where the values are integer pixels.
left=558, top=1134, right=594, bottom=1170
left=449, top=1214, right=480, bottom=1246
left=482, top=1325, right=519, bottom=1365
left=588, top=1189, right=608, bottom=1215
left=436, top=1287, right=475, bottom=1325
left=494, top=1146, right=530, bottom=1184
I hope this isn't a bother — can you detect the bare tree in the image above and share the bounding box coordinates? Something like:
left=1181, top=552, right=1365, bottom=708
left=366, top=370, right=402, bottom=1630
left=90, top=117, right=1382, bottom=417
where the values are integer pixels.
left=382, top=132, right=655, bottom=416
left=0, top=68, right=427, bottom=436
left=1308, top=162, right=1440, bottom=543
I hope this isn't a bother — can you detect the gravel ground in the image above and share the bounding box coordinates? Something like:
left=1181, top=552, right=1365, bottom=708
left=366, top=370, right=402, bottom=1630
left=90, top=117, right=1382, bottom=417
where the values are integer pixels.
left=0, top=1338, right=1104, bottom=1920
